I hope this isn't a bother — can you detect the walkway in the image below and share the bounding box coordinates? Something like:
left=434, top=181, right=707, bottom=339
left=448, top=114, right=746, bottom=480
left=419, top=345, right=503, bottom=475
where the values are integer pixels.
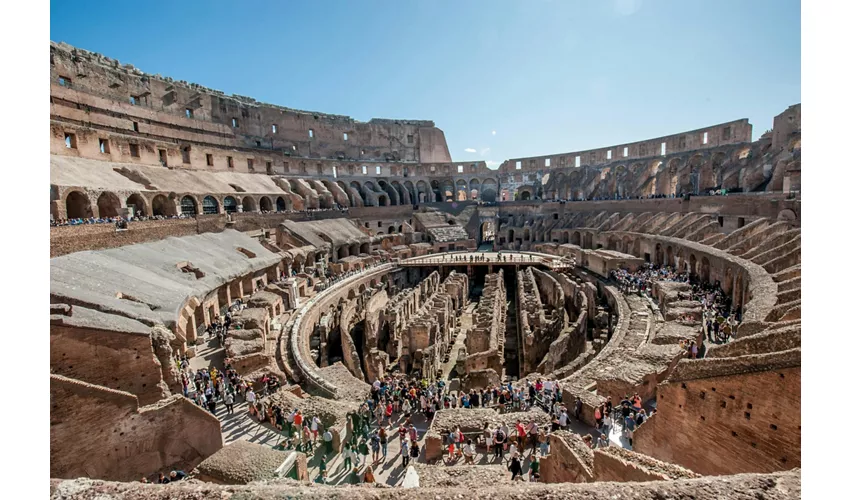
left=400, top=251, right=568, bottom=270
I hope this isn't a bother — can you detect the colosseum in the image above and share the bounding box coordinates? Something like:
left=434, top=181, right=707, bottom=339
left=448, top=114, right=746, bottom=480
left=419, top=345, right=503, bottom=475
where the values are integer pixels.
left=49, top=40, right=801, bottom=499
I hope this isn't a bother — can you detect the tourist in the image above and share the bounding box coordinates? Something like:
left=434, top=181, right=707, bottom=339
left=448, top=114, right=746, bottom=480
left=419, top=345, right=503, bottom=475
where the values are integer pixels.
left=528, top=420, right=539, bottom=452
left=493, top=426, right=505, bottom=459
left=245, top=387, right=256, bottom=413
left=602, top=411, right=613, bottom=436
left=223, top=390, right=234, bottom=415
left=539, top=428, right=550, bottom=457
left=463, top=439, right=475, bottom=464
left=379, top=426, right=389, bottom=460
left=401, top=438, right=411, bottom=467
left=595, top=433, right=609, bottom=449
left=508, top=454, right=524, bottom=481
left=323, top=428, right=334, bottom=454
left=370, top=430, right=381, bottom=462
left=529, top=454, right=540, bottom=482
left=624, top=411, right=636, bottom=447
left=357, top=438, right=369, bottom=469
left=311, top=415, right=321, bottom=440
left=515, top=420, right=526, bottom=454
left=410, top=439, right=421, bottom=461
left=483, top=422, right=493, bottom=455
left=301, top=422, right=314, bottom=454
left=363, top=465, right=376, bottom=483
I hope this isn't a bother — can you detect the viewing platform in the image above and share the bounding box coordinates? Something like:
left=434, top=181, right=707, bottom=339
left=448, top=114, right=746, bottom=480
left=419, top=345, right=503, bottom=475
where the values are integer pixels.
left=399, top=251, right=571, bottom=270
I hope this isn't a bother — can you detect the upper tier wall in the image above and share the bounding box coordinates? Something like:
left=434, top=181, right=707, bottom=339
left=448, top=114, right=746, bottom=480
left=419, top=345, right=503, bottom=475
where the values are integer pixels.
left=50, top=42, right=451, bottom=163
left=500, top=119, right=752, bottom=172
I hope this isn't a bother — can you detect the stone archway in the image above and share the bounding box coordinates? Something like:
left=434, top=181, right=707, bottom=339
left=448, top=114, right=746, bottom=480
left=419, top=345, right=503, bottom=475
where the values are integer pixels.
left=181, top=196, right=198, bottom=216
left=125, top=193, right=147, bottom=217
left=65, top=191, right=92, bottom=219
left=202, top=196, right=220, bottom=215
left=152, top=194, right=177, bottom=217
left=259, top=196, right=273, bottom=212
left=223, top=196, right=238, bottom=214
left=96, top=191, right=122, bottom=218
left=242, top=196, right=257, bottom=212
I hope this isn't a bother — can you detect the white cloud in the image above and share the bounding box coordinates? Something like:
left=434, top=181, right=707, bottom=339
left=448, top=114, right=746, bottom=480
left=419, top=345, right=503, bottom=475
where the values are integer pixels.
left=464, top=148, right=477, bottom=153
left=491, top=130, right=497, bottom=135
left=480, top=148, right=491, bottom=156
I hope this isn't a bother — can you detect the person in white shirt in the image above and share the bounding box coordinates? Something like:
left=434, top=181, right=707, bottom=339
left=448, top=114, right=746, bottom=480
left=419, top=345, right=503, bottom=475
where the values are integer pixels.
left=463, top=441, right=475, bottom=464
left=558, top=410, right=569, bottom=429
left=312, top=416, right=321, bottom=440
left=245, top=389, right=256, bottom=415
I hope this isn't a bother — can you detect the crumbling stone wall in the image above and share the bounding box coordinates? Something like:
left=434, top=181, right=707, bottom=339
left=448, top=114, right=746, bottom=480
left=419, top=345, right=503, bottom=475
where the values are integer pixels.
left=593, top=446, right=699, bottom=483
left=50, top=314, right=172, bottom=406
left=540, top=431, right=595, bottom=483
left=50, top=374, right=222, bottom=482
left=464, top=271, right=506, bottom=377
left=633, top=350, right=801, bottom=476
left=403, top=271, right=469, bottom=379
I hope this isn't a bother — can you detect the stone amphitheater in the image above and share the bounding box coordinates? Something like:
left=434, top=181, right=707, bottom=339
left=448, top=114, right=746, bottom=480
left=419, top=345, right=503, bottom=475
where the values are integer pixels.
left=49, top=41, right=801, bottom=499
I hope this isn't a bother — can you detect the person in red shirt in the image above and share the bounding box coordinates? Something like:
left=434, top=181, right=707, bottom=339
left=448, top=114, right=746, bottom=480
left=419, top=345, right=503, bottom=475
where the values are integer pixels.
left=515, top=421, right=527, bottom=454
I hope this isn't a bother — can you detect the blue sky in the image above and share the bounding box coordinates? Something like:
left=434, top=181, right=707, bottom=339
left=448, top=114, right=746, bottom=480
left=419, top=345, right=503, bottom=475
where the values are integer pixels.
left=50, top=0, right=800, bottom=169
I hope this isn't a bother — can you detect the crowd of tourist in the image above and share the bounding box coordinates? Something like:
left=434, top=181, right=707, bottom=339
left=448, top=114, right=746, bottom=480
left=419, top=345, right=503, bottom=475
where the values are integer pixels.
left=610, top=263, right=741, bottom=345
left=610, top=264, right=689, bottom=295
left=693, top=281, right=741, bottom=344
left=51, top=205, right=350, bottom=227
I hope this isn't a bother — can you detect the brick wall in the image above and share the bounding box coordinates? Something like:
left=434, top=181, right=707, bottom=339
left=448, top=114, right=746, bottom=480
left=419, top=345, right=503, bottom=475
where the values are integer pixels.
left=633, top=366, right=800, bottom=475
left=50, top=324, right=167, bottom=406
left=50, top=375, right=222, bottom=481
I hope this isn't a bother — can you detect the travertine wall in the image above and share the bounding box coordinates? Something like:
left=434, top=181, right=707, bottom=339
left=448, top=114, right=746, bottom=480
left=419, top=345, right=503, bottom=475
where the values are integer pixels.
left=50, top=375, right=222, bottom=481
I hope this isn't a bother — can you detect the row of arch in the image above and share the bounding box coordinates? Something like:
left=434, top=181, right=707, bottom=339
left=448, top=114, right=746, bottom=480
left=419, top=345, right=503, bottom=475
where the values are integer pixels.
left=603, top=235, right=748, bottom=307
left=331, top=177, right=500, bottom=206
left=60, top=190, right=296, bottom=219
left=543, top=147, right=749, bottom=200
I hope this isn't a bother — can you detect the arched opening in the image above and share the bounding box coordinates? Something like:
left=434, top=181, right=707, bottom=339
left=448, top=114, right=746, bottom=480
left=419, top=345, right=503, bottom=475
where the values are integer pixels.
left=350, top=244, right=359, bottom=256
left=360, top=242, right=370, bottom=254
left=655, top=243, right=663, bottom=265
left=242, top=196, right=257, bottom=212
left=259, top=196, right=273, bottom=212
left=180, top=196, right=197, bottom=216
left=202, top=196, right=219, bottom=215
left=607, top=237, right=620, bottom=251
left=700, top=256, right=711, bottom=283
left=665, top=246, right=673, bottom=267
left=431, top=180, right=443, bottom=202
left=388, top=226, right=396, bottom=234
left=571, top=232, right=581, bottom=246
left=378, top=195, right=389, bottom=207
left=65, top=191, right=92, bottom=219
left=416, top=180, right=430, bottom=203
left=223, top=196, right=238, bottom=214
left=152, top=194, right=177, bottom=217
left=688, top=254, right=697, bottom=276
left=520, top=191, right=531, bottom=201
left=480, top=222, right=495, bottom=243
left=96, top=191, right=121, bottom=218
left=723, top=267, right=734, bottom=295
left=508, top=229, right=515, bottom=243
left=125, top=194, right=147, bottom=217
left=276, top=197, right=286, bottom=212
